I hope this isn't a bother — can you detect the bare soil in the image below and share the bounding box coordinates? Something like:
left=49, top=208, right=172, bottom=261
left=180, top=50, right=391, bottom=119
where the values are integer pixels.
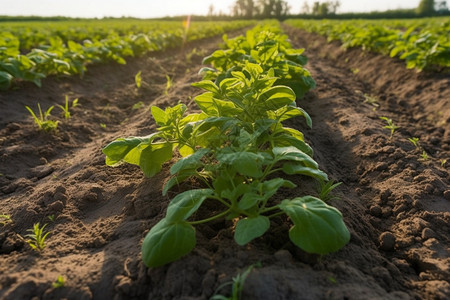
left=0, top=26, right=449, bottom=300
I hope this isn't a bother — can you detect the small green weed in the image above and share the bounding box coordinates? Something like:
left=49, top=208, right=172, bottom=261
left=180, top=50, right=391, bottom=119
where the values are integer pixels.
left=52, top=275, right=65, bottom=288
left=419, top=150, right=429, bottom=161
left=211, top=263, right=260, bottom=300
left=363, top=94, right=379, bottom=108
left=26, top=222, right=50, bottom=251
left=132, top=101, right=145, bottom=110
left=164, top=75, right=173, bottom=95
left=0, top=214, right=12, bottom=226
left=317, top=179, right=342, bottom=201
left=379, top=117, right=399, bottom=139
left=25, top=103, right=59, bottom=132
left=57, top=95, right=79, bottom=119
left=135, top=71, right=142, bottom=89
left=440, top=159, right=447, bottom=167
left=408, top=137, right=420, bottom=149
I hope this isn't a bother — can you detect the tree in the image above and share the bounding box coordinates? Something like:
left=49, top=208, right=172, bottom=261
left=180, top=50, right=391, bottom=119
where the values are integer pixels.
left=416, top=0, right=435, bottom=15
left=301, top=1, right=311, bottom=14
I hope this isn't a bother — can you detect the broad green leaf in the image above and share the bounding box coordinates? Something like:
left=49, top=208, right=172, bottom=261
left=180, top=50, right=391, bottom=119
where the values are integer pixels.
left=151, top=106, right=167, bottom=125
left=142, top=219, right=196, bottom=267
left=139, top=142, right=173, bottom=177
left=259, top=86, right=296, bottom=111
left=282, top=163, right=328, bottom=181
left=273, top=146, right=318, bottom=168
left=170, top=148, right=209, bottom=175
left=277, top=106, right=312, bottom=128
left=194, top=92, right=218, bottom=116
left=238, top=192, right=262, bottom=210
left=165, top=189, right=213, bottom=223
left=192, top=80, right=220, bottom=93
left=102, top=134, right=158, bottom=165
left=234, top=216, right=270, bottom=246
left=217, top=151, right=264, bottom=178
left=272, top=134, right=313, bottom=157
left=279, top=196, right=350, bottom=254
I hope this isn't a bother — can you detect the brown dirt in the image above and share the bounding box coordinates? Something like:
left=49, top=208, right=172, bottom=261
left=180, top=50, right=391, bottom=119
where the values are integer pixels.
left=0, top=26, right=449, bottom=300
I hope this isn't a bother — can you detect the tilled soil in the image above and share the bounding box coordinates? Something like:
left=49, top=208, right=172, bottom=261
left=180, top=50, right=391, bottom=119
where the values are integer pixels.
left=0, top=26, right=449, bottom=300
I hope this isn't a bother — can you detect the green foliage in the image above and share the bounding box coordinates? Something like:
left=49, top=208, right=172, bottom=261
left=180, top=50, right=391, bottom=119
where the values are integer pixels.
left=286, top=17, right=450, bottom=71
left=104, top=23, right=349, bottom=268
left=25, top=103, right=59, bottom=132
left=0, top=20, right=255, bottom=89
left=25, top=222, right=50, bottom=251
left=380, top=117, right=399, bottom=139
left=419, top=150, right=429, bottom=161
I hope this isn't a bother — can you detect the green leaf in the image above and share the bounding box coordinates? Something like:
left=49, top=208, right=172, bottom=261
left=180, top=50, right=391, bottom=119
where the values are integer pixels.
left=102, top=134, right=158, bottom=165
left=234, top=216, right=270, bottom=246
left=191, top=80, right=219, bottom=93
left=277, top=106, right=312, bottom=128
left=151, top=106, right=167, bottom=126
left=279, top=196, right=350, bottom=254
left=139, top=142, right=173, bottom=177
left=0, top=71, right=13, bottom=90
left=273, top=146, right=318, bottom=168
left=165, top=189, right=213, bottom=223
left=238, top=192, right=262, bottom=210
left=217, top=151, right=264, bottom=178
left=170, top=148, right=209, bottom=175
left=142, top=219, right=196, bottom=267
left=258, top=86, right=296, bottom=110
left=282, top=163, right=328, bottom=181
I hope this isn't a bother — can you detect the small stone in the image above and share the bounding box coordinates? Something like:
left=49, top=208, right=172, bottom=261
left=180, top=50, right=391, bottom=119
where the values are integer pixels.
left=422, top=228, right=436, bottom=240
left=369, top=205, right=382, bottom=217
left=48, top=200, right=64, bottom=213
left=379, top=232, right=396, bottom=251
left=29, top=165, right=54, bottom=179
left=393, top=204, right=408, bottom=215
left=274, top=249, right=292, bottom=263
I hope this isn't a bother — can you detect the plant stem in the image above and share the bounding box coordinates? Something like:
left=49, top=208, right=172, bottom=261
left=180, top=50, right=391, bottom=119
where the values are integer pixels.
left=188, top=209, right=231, bottom=225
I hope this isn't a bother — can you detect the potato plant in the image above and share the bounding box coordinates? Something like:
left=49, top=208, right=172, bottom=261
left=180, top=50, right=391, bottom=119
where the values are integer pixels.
left=103, top=23, right=350, bottom=267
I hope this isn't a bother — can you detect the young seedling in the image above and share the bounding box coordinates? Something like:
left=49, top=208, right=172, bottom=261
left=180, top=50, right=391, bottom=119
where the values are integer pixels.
left=0, top=214, right=12, bottom=226
left=419, top=150, right=429, bottom=161
left=135, top=71, right=142, bottom=89
left=48, top=215, right=55, bottom=222
left=164, top=75, right=172, bottom=95
left=25, top=103, right=59, bottom=132
left=52, top=275, right=65, bottom=288
left=379, top=117, right=399, bottom=139
left=25, top=222, right=50, bottom=251
left=211, top=263, right=260, bottom=300
left=408, top=137, right=420, bottom=150
left=317, top=179, right=342, bottom=201
left=440, top=159, right=447, bottom=167
left=57, top=95, right=79, bottom=119
left=132, top=101, right=145, bottom=110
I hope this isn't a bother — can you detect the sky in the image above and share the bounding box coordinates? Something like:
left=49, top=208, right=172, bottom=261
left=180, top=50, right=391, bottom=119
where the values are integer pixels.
left=0, top=0, right=422, bottom=18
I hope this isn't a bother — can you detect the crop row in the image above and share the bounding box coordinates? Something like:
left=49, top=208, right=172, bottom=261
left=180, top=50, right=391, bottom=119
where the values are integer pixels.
left=285, top=17, right=450, bottom=71
left=0, top=20, right=254, bottom=90
left=103, top=21, right=350, bottom=267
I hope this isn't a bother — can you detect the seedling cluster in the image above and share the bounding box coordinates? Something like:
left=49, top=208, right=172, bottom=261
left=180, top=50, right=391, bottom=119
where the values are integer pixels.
left=103, top=23, right=350, bottom=267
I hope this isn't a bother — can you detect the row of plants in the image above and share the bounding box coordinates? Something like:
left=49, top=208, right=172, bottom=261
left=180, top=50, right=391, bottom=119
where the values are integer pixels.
left=103, top=21, right=350, bottom=267
left=285, top=17, right=450, bottom=71
left=0, top=20, right=254, bottom=90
